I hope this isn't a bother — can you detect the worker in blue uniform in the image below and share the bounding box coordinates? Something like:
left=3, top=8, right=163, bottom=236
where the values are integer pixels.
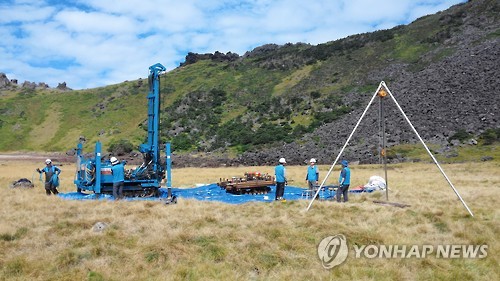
left=36, top=159, right=61, bottom=195
left=306, top=158, right=319, bottom=198
left=110, top=157, right=125, bottom=200
left=337, top=160, right=351, bottom=202
left=274, top=157, right=287, bottom=201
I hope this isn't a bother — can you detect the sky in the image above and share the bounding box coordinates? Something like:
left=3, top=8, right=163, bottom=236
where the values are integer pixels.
left=0, top=0, right=466, bottom=90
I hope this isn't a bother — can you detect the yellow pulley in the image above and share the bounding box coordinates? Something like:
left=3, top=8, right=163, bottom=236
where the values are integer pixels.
left=378, top=88, right=387, bottom=98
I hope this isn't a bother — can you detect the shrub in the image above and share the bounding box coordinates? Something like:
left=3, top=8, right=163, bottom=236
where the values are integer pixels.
left=171, top=133, right=195, bottom=151
left=311, top=106, right=351, bottom=127
left=215, top=119, right=253, bottom=146
left=108, top=139, right=134, bottom=156
left=479, top=128, right=500, bottom=145
left=448, top=129, right=472, bottom=143
left=292, top=124, right=313, bottom=137
left=310, top=91, right=321, bottom=99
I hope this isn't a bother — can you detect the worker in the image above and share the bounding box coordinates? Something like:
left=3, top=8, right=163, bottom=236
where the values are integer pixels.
left=306, top=158, right=319, bottom=198
left=110, top=157, right=125, bottom=200
left=274, top=157, right=287, bottom=201
left=337, top=160, right=351, bottom=202
left=36, top=159, right=61, bottom=195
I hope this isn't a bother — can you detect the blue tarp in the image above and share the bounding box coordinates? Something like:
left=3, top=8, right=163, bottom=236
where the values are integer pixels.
left=58, top=184, right=373, bottom=204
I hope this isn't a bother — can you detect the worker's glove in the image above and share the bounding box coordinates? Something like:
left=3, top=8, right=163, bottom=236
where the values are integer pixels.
left=36, top=168, right=41, bottom=173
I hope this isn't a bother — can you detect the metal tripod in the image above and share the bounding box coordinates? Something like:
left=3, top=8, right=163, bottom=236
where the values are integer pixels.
left=306, top=81, right=474, bottom=217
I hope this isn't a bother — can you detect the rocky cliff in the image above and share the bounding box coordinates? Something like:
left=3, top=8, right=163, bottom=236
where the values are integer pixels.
left=174, top=0, right=499, bottom=167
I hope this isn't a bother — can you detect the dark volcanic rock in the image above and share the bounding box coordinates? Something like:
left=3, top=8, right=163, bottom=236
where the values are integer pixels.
left=56, top=82, right=72, bottom=91
left=0, top=73, right=10, bottom=88
left=186, top=0, right=500, bottom=166
left=180, top=51, right=240, bottom=66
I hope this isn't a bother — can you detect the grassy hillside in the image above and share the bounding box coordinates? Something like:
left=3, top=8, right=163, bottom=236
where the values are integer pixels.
left=0, top=83, right=149, bottom=152
left=0, top=0, right=498, bottom=159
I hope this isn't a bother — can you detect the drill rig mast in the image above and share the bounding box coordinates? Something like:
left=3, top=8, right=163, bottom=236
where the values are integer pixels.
left=74, top=63, right=171, bottom=197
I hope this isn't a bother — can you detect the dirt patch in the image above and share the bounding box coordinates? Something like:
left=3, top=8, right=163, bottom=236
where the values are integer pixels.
left=0, top=153, right=74, bottom=163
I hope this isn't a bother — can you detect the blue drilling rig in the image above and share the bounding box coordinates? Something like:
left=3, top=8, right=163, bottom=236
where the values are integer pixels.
left=74, top=63, right=175, bottom=200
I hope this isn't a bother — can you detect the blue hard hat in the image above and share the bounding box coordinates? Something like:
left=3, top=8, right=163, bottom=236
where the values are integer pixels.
left=341, top=160, right=348, bottom=166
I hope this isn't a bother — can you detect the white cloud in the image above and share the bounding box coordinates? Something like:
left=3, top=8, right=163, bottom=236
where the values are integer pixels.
left=0, top=0, right=466, bottom=89
left=0, top=3, right=54, bottom=23
left=54, top=10, right=141, bottom=35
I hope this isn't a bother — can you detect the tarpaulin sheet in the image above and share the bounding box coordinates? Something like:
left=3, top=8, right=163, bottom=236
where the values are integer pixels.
left=58, top=184, right=370, bottom=204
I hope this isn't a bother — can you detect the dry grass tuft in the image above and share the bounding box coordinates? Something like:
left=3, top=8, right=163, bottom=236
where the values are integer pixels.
left=0, top=160, right=498, bottom=280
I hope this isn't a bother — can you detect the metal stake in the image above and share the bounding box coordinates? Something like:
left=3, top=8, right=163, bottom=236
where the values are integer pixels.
left=380, top=93, right=389, bottom=201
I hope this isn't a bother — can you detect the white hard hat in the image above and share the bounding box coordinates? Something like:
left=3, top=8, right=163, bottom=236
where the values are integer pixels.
left=110, top=157, right=119, bottom=165
left=45, top=159, right=52, bottom=164
left=310, top=158, right=316, bottom=163
left=279, top=157, right=286, bottom=164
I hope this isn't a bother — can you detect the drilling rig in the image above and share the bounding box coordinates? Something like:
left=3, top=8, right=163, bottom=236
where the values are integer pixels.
left=74, top=63, right=174, bottom=200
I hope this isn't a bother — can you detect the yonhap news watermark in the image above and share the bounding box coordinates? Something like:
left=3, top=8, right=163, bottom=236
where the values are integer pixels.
left=317, top=234, right=488, bottom=269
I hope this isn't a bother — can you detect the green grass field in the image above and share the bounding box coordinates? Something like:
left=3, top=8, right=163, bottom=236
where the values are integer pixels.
left=1, top=160, right=498, bottom=280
